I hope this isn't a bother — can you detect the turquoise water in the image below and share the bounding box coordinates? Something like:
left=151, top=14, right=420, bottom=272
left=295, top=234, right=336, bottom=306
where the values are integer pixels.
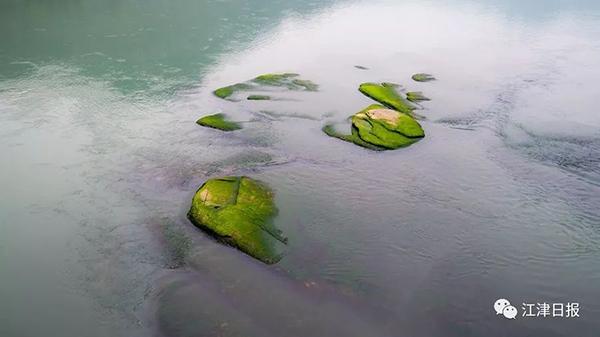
left=1, top=1, right=600, bottom=336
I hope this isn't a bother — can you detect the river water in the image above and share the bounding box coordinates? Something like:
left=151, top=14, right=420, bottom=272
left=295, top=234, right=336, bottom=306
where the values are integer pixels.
left=1, top=0, right=599, bottom=336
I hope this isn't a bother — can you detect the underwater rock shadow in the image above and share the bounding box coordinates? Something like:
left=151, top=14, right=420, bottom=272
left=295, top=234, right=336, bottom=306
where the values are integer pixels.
left=148, top=248, right=399, bottom=337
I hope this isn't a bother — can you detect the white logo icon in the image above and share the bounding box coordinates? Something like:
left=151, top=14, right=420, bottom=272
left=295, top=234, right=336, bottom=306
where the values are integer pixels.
left=494, top=298, right=511, bottom=315
left=494, top=298, right=518, bottom=319
left=503, top=305, right=518, bottom=319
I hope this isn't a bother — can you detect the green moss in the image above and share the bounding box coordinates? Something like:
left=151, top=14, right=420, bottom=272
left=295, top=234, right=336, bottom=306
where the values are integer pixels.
left=381, top=82, right=401, bottom=88
left=358, top=83, right=415, bottom=114
left=322, top=124, right=355, bottom=143
left=291, top=79, right=319, bottom=91
left=412, top=73, right=436, bottom=82
left=247, top=95, right=271, bottom=100
left=214, top=86, right=234, bottom=99
left=213, top=83, right=253, bottom=100
left=323, top=104, right=424, bottom=150
left=322, top=123, right=384, bottom=151
left=196, top=113, right=242, bottom=131
left=252, top=73, right=319, bottom=91
left=253, top=73, right=299, bottom=85
left=406, top=91, right=430, bottom=102
left=352, top=105, right=423, bottom=149
left=213, top=73, right=319, bottom=100
left=187, top=177, right=286, bottom=264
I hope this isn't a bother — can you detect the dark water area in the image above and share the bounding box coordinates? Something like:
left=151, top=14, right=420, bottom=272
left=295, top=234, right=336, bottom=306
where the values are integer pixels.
left=1, top=1, right=599, bottom=336
left=0, top=0, right=333, bottom=94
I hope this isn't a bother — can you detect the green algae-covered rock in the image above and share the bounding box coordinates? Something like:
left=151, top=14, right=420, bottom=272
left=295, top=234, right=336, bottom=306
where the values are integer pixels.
left=358, top=83, right=415, bottom=114
left=213, top=83, right=253, bottom=100
left=412, top=73, right=436, bottom=82
left=290, top=78, right=319, bottom=91
left=213, top=73, right=318, bottom=100
left=253, top=73, right=304, bottom=89
left=352, top=105, right=424, bottom=148
left=188, top=176, right=287, bottom=264
left=323, top=104, right=424, bottom=150
left=322, top=123, right=383, bottom=151
left=196, top=113, right=242, bottom=131
left=253, top=73, right=297, bottom=86
left=406, top=91, right=430, bottom=102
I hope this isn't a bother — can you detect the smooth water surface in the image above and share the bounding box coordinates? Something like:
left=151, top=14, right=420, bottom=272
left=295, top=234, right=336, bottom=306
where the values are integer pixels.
left=1, top=0, right=600, bottom=336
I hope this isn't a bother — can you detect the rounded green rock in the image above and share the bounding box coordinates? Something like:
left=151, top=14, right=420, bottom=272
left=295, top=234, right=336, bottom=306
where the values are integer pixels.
left=188, top=176, right=286, bottom=264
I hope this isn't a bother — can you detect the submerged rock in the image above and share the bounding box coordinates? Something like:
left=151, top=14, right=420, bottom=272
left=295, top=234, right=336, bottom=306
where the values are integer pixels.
left=323, top=104, right=424, bottom=150
left=290, top=78, right=319, bottom=91
left=247, top=95, right=271, bottom=101
left=411, top=73, right=436, bottom=82
left=160, top=222, right=192, bottom=269
left=187, top=176, right=287, bottom=264
left=213, top=73, right=318, bottom=100
left=406, top=91, right=430, bottom=102
left=322, top=123, right=382, bottom=151
left=196, top=113, right=242, bottom=131
left=358, top=82, right=415, bottom=114
left=213, top=83, right=253, bottom=100
left=252, top=73, right=299, bottom=87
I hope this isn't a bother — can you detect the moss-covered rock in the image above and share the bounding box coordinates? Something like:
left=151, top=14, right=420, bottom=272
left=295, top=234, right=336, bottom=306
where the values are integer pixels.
left=358, top=83, right=415, bottom=114
left=406, top=91, right=430, bottom=102
left=323, top=104, right=424, bottom=150
left=188, top=176, right=286, bottom=264
left=196, top=113, right=242, bottom=131
left=353, top=105, right=424, bottom=148
left=412, top=73, right=436, bottom=82
left=253, top=73, right=299, bottom=87
left=213, top=83, right=253, bottom=100
left=322, top=123, right=384, bottom=151
left=291, top=78, right=319, bottom=91
left=213, top=73, right=319, bottom=100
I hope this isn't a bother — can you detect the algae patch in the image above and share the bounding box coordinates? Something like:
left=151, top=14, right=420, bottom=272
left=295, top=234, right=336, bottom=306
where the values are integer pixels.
left=322, top=123, right=383, bottom=151
left=406, top=91, right=430, bottom=102
left=187, top=176, right=287, bottom=264
left=290, top=78, right=319, bottom=91
left=358, top=83, right=415, bottom=114
left=247, top=95, right=271, bottom=101
left=213, top=73, right=319, bottom=101
left=196, top=113, right=242, bottom=131
left=412, top=73, right=436, bottom=82
left=213, top=83, right=253, bottom=100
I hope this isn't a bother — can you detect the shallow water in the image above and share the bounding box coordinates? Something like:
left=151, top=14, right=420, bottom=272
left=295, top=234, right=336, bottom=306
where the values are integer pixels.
left=1, top=0, right=600, bottom=336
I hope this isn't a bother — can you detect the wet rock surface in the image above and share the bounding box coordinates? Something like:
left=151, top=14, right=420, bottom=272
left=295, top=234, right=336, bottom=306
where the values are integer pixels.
left=187, top=176, right=286, bottom=264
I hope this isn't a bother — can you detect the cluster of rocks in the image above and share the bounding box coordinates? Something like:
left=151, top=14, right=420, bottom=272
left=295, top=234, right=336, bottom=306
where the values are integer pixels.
left=323, top=79, right=434, bottom=150
left=191, top=72, right=435, bottom=263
